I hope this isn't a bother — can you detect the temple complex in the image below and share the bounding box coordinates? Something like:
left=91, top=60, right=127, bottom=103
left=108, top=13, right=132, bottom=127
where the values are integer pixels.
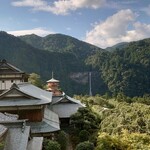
left=0, top=59, right=84, bottom=149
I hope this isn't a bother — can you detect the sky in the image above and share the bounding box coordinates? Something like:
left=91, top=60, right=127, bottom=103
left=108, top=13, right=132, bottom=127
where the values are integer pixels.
left=1, top=0, right=150, bottom=48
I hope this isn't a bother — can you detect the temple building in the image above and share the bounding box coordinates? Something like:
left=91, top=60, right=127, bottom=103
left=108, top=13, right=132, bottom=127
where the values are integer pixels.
left=0, top=59, right=28, bottom=94
left=0, top=112, right=44, bottom=150
left=0, top=83, right=60, bottom=137
left=0, top=59, right=84, bottom=148
left=46, top=75, right=85, bottom=124
left=46, top=75, right=62, bottom=96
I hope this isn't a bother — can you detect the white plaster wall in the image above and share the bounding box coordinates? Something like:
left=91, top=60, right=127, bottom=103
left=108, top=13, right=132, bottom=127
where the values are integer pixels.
left=0, top=79, right=23, bottom=90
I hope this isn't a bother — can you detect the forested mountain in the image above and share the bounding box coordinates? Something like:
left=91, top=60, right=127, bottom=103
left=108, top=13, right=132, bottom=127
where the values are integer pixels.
left=19, top=33, right=102, bottom=59
left=86, top=38, right=150, bottom=97
left=1, top=31, right=150, bottom=97
left=0, top=31, right=104, bottom=95
left=105, top=42, right=128, bottom=52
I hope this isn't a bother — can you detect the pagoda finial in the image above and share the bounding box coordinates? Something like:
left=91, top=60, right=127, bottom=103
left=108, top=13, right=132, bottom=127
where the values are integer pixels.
left=52, top=71, right=54, bottom=78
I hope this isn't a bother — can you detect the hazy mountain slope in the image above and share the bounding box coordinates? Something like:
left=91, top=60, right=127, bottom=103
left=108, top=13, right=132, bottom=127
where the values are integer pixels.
left=0, top=31, right=105, bottom=95
left=19, top=33, right=103, bottom=59
left=18, top=34, right=43, bottom=50
left=105, top=42, right=128, bottom=52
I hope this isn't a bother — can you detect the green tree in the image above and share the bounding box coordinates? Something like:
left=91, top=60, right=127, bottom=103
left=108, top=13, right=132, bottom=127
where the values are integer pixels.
left=96, top=130, right=150, bottom=150
left=44, top=140, right=61, bottom=150
left=70, top=107, right=100, bottom=131
left=56, top=131, right=67, bottom=150
left=75, top=141, right=94, bottom=150
left=79, top=130, right=90, bottom=142
left=28, top=73, right=43, bottom=88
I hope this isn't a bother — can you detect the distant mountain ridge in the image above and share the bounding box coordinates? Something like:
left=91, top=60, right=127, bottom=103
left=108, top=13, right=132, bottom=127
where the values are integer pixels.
left=105, top=42, right=129, bottom=52
left=19, top=33, right=103, bottom=59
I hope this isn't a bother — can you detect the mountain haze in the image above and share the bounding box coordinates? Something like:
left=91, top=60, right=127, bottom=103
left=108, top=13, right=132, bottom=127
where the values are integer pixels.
left=105, top=42, right=128, bottom=52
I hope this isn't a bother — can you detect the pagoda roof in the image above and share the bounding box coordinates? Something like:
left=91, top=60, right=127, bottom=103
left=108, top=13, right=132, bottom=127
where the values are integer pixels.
left=47, top=78, right=59, bottom=83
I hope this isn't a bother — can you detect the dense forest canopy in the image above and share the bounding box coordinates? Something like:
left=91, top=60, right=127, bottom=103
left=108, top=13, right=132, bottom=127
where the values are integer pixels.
left=0, top=31, right=150, bottom=97
left=86, top=39, right=150, bottom=97
left=71, top=95, right=150, bottom=150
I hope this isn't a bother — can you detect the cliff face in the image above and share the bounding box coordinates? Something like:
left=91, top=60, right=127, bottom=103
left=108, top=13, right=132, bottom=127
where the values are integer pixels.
left=69, top=72, right=89, bottom=84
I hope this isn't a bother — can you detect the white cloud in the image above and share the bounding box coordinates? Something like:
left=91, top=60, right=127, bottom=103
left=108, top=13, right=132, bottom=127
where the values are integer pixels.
left=7, top=27, right=54, bottom=36
left=12, top=0, right=47, bottom=7
left=85, top=9, right=150, bottom=48
left=11, top=0, right=106, bottom=15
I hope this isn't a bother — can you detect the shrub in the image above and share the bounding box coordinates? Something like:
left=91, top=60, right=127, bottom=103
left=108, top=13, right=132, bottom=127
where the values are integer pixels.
left=56, top=131, right=67, bottom=150
left=75, top=141, right=94, bottom=150
left=79, top=130, right=90, bottom=142
left=44, top=140, right=61, bottom=150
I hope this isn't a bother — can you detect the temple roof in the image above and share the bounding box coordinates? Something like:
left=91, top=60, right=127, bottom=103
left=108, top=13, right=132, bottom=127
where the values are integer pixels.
left=0, top=59, right=25, bottom=74
left=0, top=83, right=51, bottom=107
left=0, top=99, right=50, bottom=107
left=17, top=82, right=52, bottom=103
left=4, top=125, right=30, bottom=150
left=50, top=103, right=84, bottom=118
left=49, top=94, right=85, bottom=118
left=52, top=94, right=84, bottom=106
left=0, top=113, right=30, bottom=150
left=46, top=78, right=59, bottom=83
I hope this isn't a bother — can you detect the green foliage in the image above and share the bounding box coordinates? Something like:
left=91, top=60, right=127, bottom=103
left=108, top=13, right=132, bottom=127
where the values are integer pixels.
left=28, top=73, right=43, bottom=88
left=0, top=142, right=4, bottom=150
left=43, top=140, right=61, bottom=150
left=79, top=130, right=90, bottom=142
left=86, top=39, right=150, bottom=97
left=96, top=130, right=150, bottom=150
left=72, top=95, right=150, bottom=149
left=70, top=106, right=100, bottom=148
left=70, top=107, right=100, bottom=131
left=116, top=92, right=132, bottom=103
left=19, top=33, right=101, bottom=59
left=74, top=95, right=114, bottom=109
left=75, top=141, right=94, bottom=150
left=132, top=94, right=150, bottom=105
left=98, top=101, right=150, bottom=134
left=56, top=131, right=67, bottom=150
